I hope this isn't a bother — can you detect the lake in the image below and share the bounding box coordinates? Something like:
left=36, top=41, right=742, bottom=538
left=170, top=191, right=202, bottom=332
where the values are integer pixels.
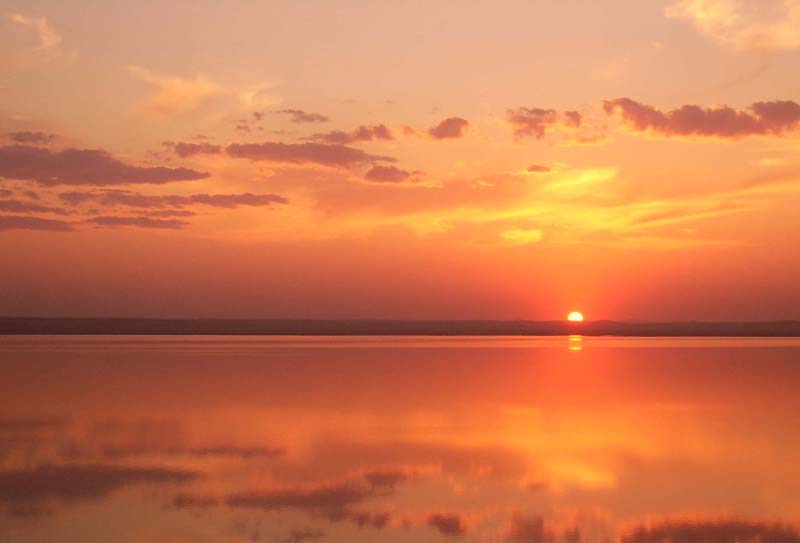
left=1, top=336, right=800, bottom=543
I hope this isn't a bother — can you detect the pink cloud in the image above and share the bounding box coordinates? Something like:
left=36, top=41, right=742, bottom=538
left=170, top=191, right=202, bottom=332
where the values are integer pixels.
left=603, top=97, right=800, bottom=139
left=308, top=124, right=394, bottom=144
left=527, top=164, right=551, bottom=173
left=59, top=190, right=288, bottom=209
left=0, top=145, right=208, bottom=186
left=428, top=117, right=469, bottom=139
left=364, top=165, right=414, bottom=183
left=226, top=141, right=395, bottom=167
left=276, top=109, right=329, bottom=123
left=506, top=107, right=559, bottom=139
left=0, top=214, right=72, bottom=231
left=86, top=215, right=189, bottom=229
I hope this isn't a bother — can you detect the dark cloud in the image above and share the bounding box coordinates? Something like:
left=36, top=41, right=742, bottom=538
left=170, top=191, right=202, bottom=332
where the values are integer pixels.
left=603, top=98, right=800, bottom=139
left=279, top=529, right=326, bottom=543
left=427, top=513, right=467, bottom=537
left=0, top=214, right=73, bottom=231
left=23, top=190, right=40, bottom=199
left=253, top=111, right=264, bottom=121
left=350, top=510, right=391, bottom=529
left=0, top=145, right=209, bottom=186
left=171, top=493, right=219, bottom=509
left=0, top=464, right=199, bottom=505
left=363, top=469, right=409, bottom=490
left=527, top=164, right=551, bottom=173
left=8, top=131, right=56, bottom=145
left=364, top=165, right=413, bottom=183
left=102, top=444, right=285, bottom=460
left=621, top=519, right=800, bottom=543
left=226, top=141, right=395, bottom=168
left=0, top=188, right=12, bottom=198
left=60, top=190, right=288, bottom=209
left=0, top=199, right=70, bottom=215
left=563, top=111, right=582, bottom=128
left=147, top=209, right=197, bottom=218
left=0, top=417, right=69, bottom=432
left=226, top=481, right=370, bottom=516
left=307, top=124, right=394, bottom=144
left=505, top=515, right=554, bottom=543
left=277, top=109, right=330, bottom=124
left=506, top=108, right=559, bottom=139
left=170, top=142, right=223, bottom=158
left=86, top=215, right=189, bottom=229
left=428, top=117, right=469, bottom=139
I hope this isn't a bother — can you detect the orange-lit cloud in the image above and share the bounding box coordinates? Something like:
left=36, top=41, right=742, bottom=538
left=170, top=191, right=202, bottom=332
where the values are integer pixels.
left=8, top=13, right=62, bottom=54
left=666, top=0, right=800, bottom=50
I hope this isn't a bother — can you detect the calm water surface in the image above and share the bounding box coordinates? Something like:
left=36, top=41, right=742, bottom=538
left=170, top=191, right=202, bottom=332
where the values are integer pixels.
left=1, top=336, right=800, bottom=543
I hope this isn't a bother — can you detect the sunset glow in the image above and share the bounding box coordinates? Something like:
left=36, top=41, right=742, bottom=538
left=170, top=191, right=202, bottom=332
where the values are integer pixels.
left=2, top=3, right=800, bottom=542
left=0, top=1, right=799, bottom=320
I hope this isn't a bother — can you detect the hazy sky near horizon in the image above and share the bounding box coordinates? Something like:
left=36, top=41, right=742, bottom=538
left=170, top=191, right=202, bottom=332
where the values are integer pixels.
left=2, top=0, right=800, bottom=319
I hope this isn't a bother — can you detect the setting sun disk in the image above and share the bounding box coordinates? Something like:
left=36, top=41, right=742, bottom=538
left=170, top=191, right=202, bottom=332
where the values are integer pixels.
left=567, top=311, right=584, bottom=322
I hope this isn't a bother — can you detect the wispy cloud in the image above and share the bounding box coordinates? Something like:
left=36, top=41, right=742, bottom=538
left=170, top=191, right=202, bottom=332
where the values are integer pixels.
left=8, top=13, right=62, bottom=55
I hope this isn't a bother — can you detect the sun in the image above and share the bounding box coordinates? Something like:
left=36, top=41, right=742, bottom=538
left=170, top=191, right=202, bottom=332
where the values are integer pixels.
left=567, top=311, right=584, bottom=322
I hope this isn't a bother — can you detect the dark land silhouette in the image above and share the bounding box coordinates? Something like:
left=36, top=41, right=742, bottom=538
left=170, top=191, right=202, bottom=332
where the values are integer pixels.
left=2, top=318, right=800, bottom=336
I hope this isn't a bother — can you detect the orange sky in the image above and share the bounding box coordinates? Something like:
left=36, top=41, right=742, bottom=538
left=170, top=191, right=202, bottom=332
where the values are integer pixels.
left=1, top=0, right=800, bottom=319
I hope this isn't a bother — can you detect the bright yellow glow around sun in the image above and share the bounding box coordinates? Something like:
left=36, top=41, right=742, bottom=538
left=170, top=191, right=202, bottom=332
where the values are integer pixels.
left=567, top=311, right=584, bottom=322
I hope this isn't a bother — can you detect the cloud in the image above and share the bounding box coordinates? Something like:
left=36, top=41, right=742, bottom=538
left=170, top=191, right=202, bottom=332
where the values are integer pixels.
left=0, top=199, right=70, bottom=215
left=427, top=513, right=467, bottom=537
left=7, top=131, right=56, bottom=145
left=428, top=117, right=469, bottom=139
left=307, top=124, right=394, bottom=144
left=0, top=145, right=209, bottom=186
left=127, top=66, right=227, bottom=117
left=666, top=0, right=800, bottom=50
left=277, top=109, right=330, bottom=123
left=8, top=14, right=62, bottom=54
left=171, top=493, right=219, bottom=509
left=349, top=510, right=392, bottom=529
left=563, top=110, right=582, bottom=128
left=527, top=164, right=552, bottom=173
left=364, top=165, right=414, bottom=183
left=621, top=519, right=800, bottom=543
left=0, top=214, right=72, bottom=231
left=603, top=97, right=800, bottom=139
left=225, top=481, right=371, bottom=516
left=169, top=142, right=223, bottom=158
left=226, top=141, right=395, bottom=168
left=102, top=444, right=285, bottom=460
left=0, top=417, right=69, bottom=432
left=279, top=529, right=326, bottom=543
left=500, top=227, right=544, bottom=245
left=505, top=515, right=555, bottom=543
left=362, top=469, right=409, bottom=490
left=506, top=108, right=560, bottom=139
left=0, top=464, right=199, bottom=505
left=59, top=190, right=288, bottom=209
left=147, top=209, right=197, bottom=218
left=86, top=216, right=189, bottom=229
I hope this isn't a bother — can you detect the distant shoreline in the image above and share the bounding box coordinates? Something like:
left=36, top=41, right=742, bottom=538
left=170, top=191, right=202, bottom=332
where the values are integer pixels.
left=2, top=318, right=800, bottom=337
